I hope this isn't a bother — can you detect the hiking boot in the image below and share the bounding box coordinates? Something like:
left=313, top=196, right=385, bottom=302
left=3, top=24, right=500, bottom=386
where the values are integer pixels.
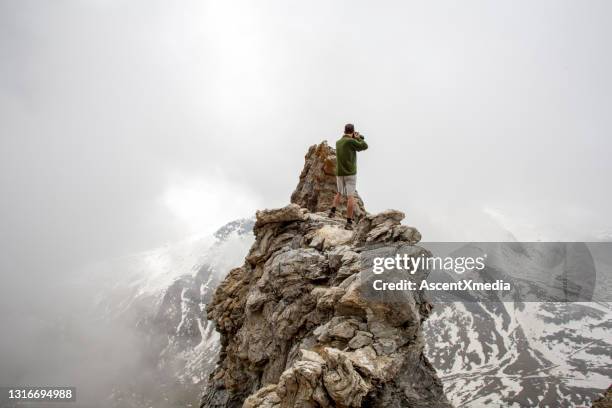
left=345, top=219, right=354, bottom=230
left=328, top=207, right=337, bottom=218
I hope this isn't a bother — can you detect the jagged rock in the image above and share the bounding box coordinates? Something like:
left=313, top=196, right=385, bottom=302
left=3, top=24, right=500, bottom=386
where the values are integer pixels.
left=275, top=358, right=329, bottom=408
left=326, top=246, right=349, bottom=271
left=328, top=318, right=358, bottom=339
left=348, top=331, right=373, bottom=349
left=335, top=250, right=361, bottom=285
left=321, top=347, right=371, bottom=407
left=244, top=385, right=280, bottom=408
left=345, top=345, right=400, bottom=382
left=593, top=385, right=612, bottom=408
left=300, top=349, right=326, bottom=365
left=256, top=204, right=306, bottom=227
left=312, top=286, right=345, bottom=312
left=308, top=225, right=353, bottom=250
left=201, top=142, right=452, bottom=408
left=354, top=209, right=422, bottom=245
left=373, top=338, right=398, bottom=355
left=290, top=141, right=366, bottom=220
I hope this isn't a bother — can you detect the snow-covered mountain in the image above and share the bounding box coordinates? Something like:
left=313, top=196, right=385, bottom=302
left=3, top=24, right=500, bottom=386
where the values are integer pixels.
left=423, top=242, right=612, bottom=407
left=88, top=221, right=610, bottom=407
left=84, top=219, right=255, bottom=407
left=425, top=301, right=611, bottom=407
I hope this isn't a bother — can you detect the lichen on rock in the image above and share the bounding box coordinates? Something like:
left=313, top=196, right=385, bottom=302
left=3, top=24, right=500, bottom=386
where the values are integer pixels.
left=201, top=142, right=452, bottom=408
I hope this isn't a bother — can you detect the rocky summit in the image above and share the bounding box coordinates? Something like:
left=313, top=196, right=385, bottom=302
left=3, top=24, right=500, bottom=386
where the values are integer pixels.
left=201, top=141, right=451, bottom=408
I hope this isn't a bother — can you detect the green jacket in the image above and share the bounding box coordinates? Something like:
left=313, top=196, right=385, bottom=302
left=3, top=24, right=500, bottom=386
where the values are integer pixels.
left=335, top=134, right=368, bottom=176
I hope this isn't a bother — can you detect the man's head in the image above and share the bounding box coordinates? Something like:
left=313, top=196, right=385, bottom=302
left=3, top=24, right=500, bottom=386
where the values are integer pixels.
left=344, top=123, right=354, bottom=135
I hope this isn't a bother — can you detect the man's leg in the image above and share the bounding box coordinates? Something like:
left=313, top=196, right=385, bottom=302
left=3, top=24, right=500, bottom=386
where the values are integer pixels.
left=333, top=192, right=341, bottom=209
left=329, top=192, right=342, bottom=217
left=329, top=177, right=344, bottom=218
left=344, top=175, right=357, bottom=230
left=347, top=194, right=355, bottom=220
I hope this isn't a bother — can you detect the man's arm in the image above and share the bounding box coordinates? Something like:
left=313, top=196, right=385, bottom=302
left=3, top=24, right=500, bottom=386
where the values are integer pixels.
left=350, top=134, right=368, bottom=151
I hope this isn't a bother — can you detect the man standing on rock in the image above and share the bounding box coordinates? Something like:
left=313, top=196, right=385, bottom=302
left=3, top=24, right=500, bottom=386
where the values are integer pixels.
left=329, top=123, right=368, bottom=230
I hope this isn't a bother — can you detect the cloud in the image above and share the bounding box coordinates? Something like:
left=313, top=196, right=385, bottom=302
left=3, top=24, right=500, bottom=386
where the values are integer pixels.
left=483, top=205, right=609, bottom=242
left=162, top=174, right=261, bottom=235
left=0, top=1, right=611, bottom=403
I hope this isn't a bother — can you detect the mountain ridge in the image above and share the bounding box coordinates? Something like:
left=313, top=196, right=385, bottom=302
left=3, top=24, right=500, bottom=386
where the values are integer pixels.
left=200, top=141, right=451, bottom=407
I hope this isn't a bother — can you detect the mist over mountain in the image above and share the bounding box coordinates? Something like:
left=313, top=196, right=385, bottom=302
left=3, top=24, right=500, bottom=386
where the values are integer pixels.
left=1, top=142, right=609, bottom=408
left=0, top=219, right=254, bottom=407
left=2, top=2, right=612, bottom=406
left=97, top=143, right=609, bottom=408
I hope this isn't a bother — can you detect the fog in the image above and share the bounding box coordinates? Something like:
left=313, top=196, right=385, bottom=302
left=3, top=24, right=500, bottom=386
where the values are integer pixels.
left=1, top=0, right=611, bottom=405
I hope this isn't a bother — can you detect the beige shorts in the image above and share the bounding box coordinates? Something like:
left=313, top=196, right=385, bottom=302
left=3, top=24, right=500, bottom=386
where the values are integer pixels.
left=336, top=175, right=356, bottom=196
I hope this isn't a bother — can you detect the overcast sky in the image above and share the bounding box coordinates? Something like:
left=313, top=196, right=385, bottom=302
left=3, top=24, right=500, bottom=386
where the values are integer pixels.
left=1, top=0, right=611, bottom=401
left=1, top=0, right=611, bottom=284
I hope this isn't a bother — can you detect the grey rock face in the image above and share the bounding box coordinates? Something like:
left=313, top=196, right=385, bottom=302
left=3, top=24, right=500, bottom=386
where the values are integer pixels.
left=256, top=204, right=307, bottom=228
left=290, top=141, right=366, bottom=221
left=201, top=142, right=451, bottom=408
